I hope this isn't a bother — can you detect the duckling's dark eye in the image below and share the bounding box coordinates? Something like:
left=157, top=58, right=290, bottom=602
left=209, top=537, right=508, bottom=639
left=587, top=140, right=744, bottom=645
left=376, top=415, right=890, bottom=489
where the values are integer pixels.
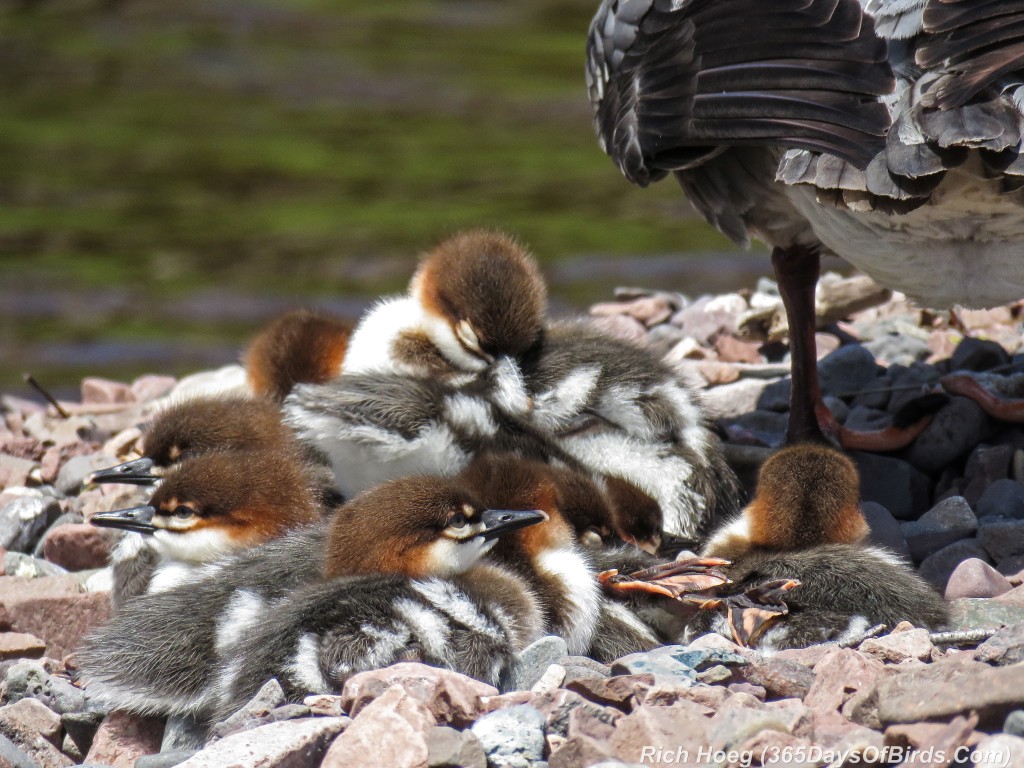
left=448, top=513, right=468, bottom=528
left=173, top=506, right=193, bottom=520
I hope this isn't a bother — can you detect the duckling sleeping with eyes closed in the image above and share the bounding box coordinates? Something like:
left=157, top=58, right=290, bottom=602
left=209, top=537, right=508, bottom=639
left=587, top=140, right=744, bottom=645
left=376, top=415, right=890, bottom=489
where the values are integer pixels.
left=604, top=444, right=947, bottom=650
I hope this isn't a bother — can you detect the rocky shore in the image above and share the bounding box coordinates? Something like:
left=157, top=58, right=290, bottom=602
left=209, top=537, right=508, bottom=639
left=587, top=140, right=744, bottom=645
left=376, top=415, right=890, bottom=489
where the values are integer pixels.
left=1, top=276, right=1024, bottom=766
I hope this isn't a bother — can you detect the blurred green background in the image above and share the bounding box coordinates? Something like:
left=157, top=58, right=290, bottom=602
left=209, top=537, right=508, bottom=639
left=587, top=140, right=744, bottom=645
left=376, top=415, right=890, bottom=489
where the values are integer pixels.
left=0, top=0, right=768, bottom=398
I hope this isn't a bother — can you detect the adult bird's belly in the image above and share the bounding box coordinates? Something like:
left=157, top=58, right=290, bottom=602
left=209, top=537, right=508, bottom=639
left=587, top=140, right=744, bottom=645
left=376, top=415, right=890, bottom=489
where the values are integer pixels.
left=786, top=184, right=1024, bottom=309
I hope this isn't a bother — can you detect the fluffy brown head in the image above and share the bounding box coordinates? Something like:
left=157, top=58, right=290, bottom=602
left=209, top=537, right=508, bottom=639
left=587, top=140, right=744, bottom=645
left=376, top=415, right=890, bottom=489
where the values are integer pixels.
left=460, top=454, right=576, bottom=560
left=141, top=396, right=297, bottom=471
left=410, top=230, right=547, bottom=361
left=746, top=444, right=867, bottom=551
left=149, top=448, right=320, bottom=547
left=323, top=475, right=494, bottom=579
left=244, top=309, right=353, bottom=403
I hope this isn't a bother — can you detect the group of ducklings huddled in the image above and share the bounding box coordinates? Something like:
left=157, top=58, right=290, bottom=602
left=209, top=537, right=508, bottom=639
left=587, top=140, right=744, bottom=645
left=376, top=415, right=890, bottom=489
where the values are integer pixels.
left=78, top=230, right=947, bottom=735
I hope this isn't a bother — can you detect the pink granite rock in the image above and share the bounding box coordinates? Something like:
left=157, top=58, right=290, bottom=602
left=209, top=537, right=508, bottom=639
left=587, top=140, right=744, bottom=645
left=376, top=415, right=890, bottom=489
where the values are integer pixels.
left=804, top=649, right=886, bottom=712
left=860, top=628, right=935, bottom=663
left=81, top=378, right=132, bottom=405
left=0, top=697, right=71, bottom=768
left=611, top=705, right=709, bottom=766
left=0, top=631, right=45, bottom=660
left=43, top=524, right=114, bottom=571
left=85, top=711, right=164, bottom=767
left=323, top=686, right=434, bottom=768
left=340, top=662, right=496, bottom=727
left=0, top=575, right=110, bottom=657
left=176, top=717, right=347, bottom=768
left=945, top=558, right=1014, bottom=600
left=130, top=375, right=177, bottom=403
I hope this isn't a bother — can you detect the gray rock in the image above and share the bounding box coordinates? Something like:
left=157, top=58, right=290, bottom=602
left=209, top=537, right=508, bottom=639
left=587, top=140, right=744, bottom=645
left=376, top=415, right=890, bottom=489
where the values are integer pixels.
left=817, top=344, right=880, bottom=398
left=919, top=539, right=992, bottom=589
left=1005, top=709, right=1024, bottom=738
left=904, top=396, right=990, bottom=474
left=979, top=517, right=1024, bottom=562
left=822, top=396, right=849, bottom=424
left=161, top=714, right=205, bottom=753
left=978, top=479, right=1024, bottom=520
left=887, top=363, right=941, bottom=415
left=501, top=635, right=568, bottom=693
left=963, top=444, right=1014, bottom=505
left=853, top=452, right=931, bottom=520
left=722, top=410, right=788, bottom=448
left=61, top=711, right=104, bottom=758
left=176, top=717, right=346, bottom=768
left=470, top=705, right=546, bottom=768
left=7, top=660, right=86, bottom=715
left=863, top=333, right=930, bottom=367
left=427, top=725, right=487, bottom=768
left=950, top=337, right=1011, bottom=372
left=3, top=552, right=68, bottom=579
left=136, top=751, right=198, bottom=768
left=901, top=496, right=978, bottom=562
left=861, top=502, right=911, bottom=560
left=0, top=493, right=62, bottom=553
left=55, top=454, right=115, bottom=496
left=757, top=379, right=791, bottom=413
left=851, top=368, right=892, bottom=411
left=0, top=732, right=37, bottom=768
left=560, top=656, right=611, bottom=686
left=269, top=704, right=309, bottom=722
left=209, top=678, right=286, bottom=740
left=946, top=598, right=1024, bottom=631
left=843, top=406, right=892, bottom=433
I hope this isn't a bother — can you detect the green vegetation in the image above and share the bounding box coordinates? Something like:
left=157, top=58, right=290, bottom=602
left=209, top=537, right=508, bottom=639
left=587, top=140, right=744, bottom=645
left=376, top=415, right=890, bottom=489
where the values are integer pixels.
left=0, top=0, right=742, bottom=393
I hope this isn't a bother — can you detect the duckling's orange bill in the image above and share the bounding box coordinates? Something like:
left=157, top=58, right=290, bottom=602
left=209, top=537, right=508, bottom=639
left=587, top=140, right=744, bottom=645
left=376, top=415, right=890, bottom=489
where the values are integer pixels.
left=90, top=505, right=158, bottom=535
left=87, top=458, right=161, bottom=486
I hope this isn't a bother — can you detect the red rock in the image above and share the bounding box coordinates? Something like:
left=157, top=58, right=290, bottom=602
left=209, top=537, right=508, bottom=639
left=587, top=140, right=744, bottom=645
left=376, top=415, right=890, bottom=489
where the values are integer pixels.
left=959, top=307, right=1015, bottom=332
left=715, top=335, right=764, bottom=364
left=323, top=686, right=434, bottom=768
left=530, top=688, right=622, bottom=740
left=994, top=583, right=1024, bottom=605
left=641, top=682, right=728, bottom=710
left=549, top=734, right=615, bottom=768
left=611, top=705, right=710, bottom=765
left=973, top=735, right=1024, bottom=768
left=884, top=715, right=977, bottom=751
left=81, top=378, right=132, bottom=406
left=0, top=575, right=110, bottom=657
left=340, top=662, right=496, bottom=727
left=0, top=631, right=45, bottom=660
left=774, top=644, right=837, bottom=668
left=426, top=726, right=486, bottom=768
left=740, top=657, right=817, bottom=700
left=42, top=524, right=114, bottom=571
left=477, top=691, right=535, bottom=714
left=810, top=709, right=875, bottom=749
left=85, top=711, right=163, bottom=768
left=877, top=658, right=1024, bottom=727
left=814, top=332, right=842, bottom=359
left=728, top=682, right=767, bottom=700
left=886, top=715, right=978, bottom=768
left=804, top=649, right=886, bottom=712
left=101, top=427, right=142, bottom=460
left=0, top=697, right=71, bottom=768
left=130, top=375, right=177, bottom=403
left=0, top=437, right=44, bottom=462
left=591, top=297, right=674, bottom=328
left=945, top=559, right=1014, bottom=600
left=764, top=699, right=814, bottom=739
left=565, top=674, right=655, bottom=711
left=697, top=361, right=741, bottom=386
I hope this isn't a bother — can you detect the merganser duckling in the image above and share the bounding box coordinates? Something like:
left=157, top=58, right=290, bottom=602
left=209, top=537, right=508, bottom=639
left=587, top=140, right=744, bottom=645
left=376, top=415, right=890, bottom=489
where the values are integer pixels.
left=586, top=0, right=1024, bottom=450
left=87, top=395, right=301, bottom=486
left=86, top=395, right=338, bottom=607
left=342, top=230, right=546, bottom=381
left=78, top=473, right=545, bottom=721
left=91, top=447, right=321, bottom=606
left=244, top=308, right=354, bottom=403
left=684, top=444, right=946, bottom=649
left=292, top=230, right=740, bottom=545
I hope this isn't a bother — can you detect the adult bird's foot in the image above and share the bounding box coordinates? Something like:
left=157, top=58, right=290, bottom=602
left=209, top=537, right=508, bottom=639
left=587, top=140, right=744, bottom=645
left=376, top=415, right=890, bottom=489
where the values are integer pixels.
left=941, top=371, right=1024, bottom=423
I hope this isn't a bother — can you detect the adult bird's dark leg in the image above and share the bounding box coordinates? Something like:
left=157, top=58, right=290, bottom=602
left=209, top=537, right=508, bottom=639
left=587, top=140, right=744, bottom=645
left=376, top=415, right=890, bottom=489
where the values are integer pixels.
left=772, top=245, right=830, bottom=445
left=772, top=246, right=937, bottom=451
